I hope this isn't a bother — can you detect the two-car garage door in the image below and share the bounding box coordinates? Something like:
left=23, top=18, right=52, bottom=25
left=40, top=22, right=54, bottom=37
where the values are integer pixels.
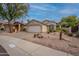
left=27, top=26, right=41, bottom=32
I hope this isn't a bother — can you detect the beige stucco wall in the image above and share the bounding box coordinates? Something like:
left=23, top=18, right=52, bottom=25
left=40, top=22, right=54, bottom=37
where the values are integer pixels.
left=42, top=25, right=48, bottom=32
left=53, top=24, right=56, bottom=30
left=26, top=20, right=48, bottom=33
left=0, top=25, right=5, bottom=29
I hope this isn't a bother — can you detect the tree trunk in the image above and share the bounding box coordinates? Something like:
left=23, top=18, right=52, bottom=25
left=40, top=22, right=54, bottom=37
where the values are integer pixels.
left=59, top=25, right=63, bottom=40
left=59, top=30, right=63, bottom=40
left=8, top=21, right=12, bottom=33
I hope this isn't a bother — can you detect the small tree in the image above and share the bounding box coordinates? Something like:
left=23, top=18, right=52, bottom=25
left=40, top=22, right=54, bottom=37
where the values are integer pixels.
left=0, top=3, right=28, bottom=33
left=59, top=16, right=79, bottom=40
left=58, top=24, right=63, bottom=40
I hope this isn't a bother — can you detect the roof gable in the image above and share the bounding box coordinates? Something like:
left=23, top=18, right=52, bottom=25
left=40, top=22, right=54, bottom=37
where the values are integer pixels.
left=26, top=20, right=47, bottom=26
left=43, top=20, right=56, bottom=25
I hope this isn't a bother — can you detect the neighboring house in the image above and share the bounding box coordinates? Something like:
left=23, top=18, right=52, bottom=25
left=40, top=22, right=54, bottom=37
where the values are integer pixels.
left=0, top=20, right=25, bottom=32
left=0, top=23, right=5, bottom=31
left=4, top=22, right=25, bottom=32
left=26, top=20, right=56, bottom=33
left=0, top=21, right=6, bottom=31
left=13, top=22, right=25, bottom=32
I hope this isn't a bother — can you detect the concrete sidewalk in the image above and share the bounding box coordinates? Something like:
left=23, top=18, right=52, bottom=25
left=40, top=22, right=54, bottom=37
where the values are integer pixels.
left=0, top=35, right=72, bottom=56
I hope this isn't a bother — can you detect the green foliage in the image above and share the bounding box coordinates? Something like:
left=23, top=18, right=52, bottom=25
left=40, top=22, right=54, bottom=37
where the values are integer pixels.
left=62, top=29, right=68, bottom=33
left=0, top=3, right=28, bottom=32
left=56, top=27, right=61, bottom=32
left=59, top=16, right=79, bottom=35
left=60, top=16, right=79, bottom=28
left=0, top=3, right=28, bottom=21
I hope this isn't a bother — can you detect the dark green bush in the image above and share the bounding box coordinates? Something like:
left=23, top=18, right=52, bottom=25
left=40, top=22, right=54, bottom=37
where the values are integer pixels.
left=62, top=29, right=68, bottom=33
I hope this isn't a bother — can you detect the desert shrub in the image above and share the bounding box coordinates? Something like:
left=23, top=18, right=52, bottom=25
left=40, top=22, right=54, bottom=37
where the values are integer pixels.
left=75, top=32, right=79, bottom=38
left=0, top=28, right=4, bottom=31
left=62, top=29, right=69, bottom=34
left=47, top=32, right=50, bottom=34
left=67, top=33, right=73, bottom=36
left=22, top=28, right=26, bottom=31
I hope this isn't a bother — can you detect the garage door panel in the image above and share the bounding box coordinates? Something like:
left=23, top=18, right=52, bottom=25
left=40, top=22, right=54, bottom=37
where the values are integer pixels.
left=27, top=26, right=41, bottom=32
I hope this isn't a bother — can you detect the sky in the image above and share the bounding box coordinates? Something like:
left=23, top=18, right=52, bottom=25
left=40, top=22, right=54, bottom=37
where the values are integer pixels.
left=21, top=3, right=79, bottom=23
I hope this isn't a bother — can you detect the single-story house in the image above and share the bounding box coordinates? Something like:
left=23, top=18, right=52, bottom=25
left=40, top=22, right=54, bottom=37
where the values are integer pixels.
left=0, top=20, right=57, bottom=33
left=26, top=20, right=56, bottom=33
left=43, top=20, right=56, bottom=32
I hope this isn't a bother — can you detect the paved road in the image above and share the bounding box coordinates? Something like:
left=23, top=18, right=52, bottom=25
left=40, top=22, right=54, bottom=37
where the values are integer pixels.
left=0, top=35, right=72, bottom=56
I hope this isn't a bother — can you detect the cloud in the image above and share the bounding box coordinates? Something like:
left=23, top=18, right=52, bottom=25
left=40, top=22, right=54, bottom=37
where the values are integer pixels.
left=30, top=4, right=57, bottom=12
left=59, top=8, right=79, bottom=15
left=30, top=5, right=48, bottom=11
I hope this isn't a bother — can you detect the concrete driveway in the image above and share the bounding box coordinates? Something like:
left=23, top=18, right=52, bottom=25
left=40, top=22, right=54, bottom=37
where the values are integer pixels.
left=0, top=35, right=72, bottom=56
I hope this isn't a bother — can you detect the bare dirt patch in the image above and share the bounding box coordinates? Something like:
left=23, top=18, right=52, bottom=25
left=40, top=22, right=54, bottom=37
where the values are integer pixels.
left=1, top=32, right=79, bottom=55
